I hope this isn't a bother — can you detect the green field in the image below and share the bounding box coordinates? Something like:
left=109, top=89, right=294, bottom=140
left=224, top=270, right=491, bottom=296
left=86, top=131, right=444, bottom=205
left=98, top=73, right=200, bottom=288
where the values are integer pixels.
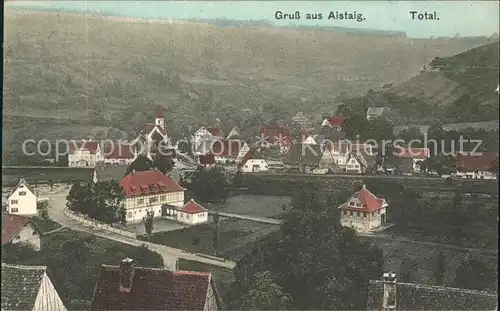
left=2, top=167, right=94, bottom=186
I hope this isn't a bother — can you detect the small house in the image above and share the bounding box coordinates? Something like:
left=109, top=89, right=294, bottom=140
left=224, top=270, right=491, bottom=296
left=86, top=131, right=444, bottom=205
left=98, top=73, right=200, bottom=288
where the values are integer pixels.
left=392, top=146, right=430, bottom=173
left=321, top=116, right=345, bottom=131
left=1, top=263, right=67, bottom=311
left=198, top=154, right=216, bottom=168
left=7, top=178, right=38, bottom=216
left=455, top=152, right=498, bottom=180
left=175, top=199, right=209, bottom=225
left=2, top=214, right=41, bottom=251
left=366, top=107, right=391, bottom=121
left=283, top=144, right=322, bottom=173
left=367, top=272, right=498, bottom=310
left=89, top=258, right=222, bottom=310
left=338, top=184, right=388, bottom=232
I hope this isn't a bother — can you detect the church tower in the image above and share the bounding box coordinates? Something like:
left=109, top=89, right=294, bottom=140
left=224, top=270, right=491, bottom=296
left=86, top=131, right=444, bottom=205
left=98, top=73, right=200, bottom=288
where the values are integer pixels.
left=155, top=106, right=165, bottom=130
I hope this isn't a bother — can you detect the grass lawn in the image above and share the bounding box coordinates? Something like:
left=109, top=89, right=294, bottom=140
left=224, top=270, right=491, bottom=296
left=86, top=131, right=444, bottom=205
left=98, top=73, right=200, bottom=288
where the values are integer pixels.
left=178, top=259, right=235, bottom=303
left=29, top=215, right=61, bottom=234
left=2, top=229, right=163, bottom=310
left=142, top=218, right=280, bottom=261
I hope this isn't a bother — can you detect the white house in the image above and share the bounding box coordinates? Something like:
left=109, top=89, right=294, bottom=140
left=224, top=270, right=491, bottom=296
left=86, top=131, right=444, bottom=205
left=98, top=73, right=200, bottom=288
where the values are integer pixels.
left=7, top=178, right=38, bottom=216
left=338, top=184, right=388, bottom=232
left=103, top=142, right=136, bottom=166
left=192, top=126, right=223, bottom=146
left=392, top=147, right=430, bottom=173
left=328, top=142, right=374, bottom=170
left=241, top=159, right=269, bottom=173
left=172, top=199, right=209, bottom=225
left=2, top=214, right=41, bottom=251
left=1, top=263, right=67, bottom=311
left=119, top=169, right=185, bottom=223
left=68, top=140, right=103, bottom=167
left=455, top=152, right=498, bottom=180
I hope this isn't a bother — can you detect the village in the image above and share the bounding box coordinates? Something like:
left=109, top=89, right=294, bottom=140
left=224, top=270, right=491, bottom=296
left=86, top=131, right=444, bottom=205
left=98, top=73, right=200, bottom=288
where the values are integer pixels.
left=3, top=102, right=498, bottom=310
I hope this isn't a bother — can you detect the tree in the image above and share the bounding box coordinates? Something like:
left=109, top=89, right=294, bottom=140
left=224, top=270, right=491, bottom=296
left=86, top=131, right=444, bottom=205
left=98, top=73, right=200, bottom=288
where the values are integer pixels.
left=144, top=211, right=154, bottom=237
left=234, top=271, right=292, bottom=310
left=229, top=186, right=384, bottom=310
left=154, top=154, right=175, bottom=174
left=399, top=257, right=415, bottom=283
left=187, top=167, right=228, bottom=203
left=213, top=214, right=220, bottom=256
left=435, top=250, right=445, bottom=285
left=126, top=155, right=154, bottom=175
left=453, top=252, right=497, bottom=291
left=66, top=180, right=125, bottom=224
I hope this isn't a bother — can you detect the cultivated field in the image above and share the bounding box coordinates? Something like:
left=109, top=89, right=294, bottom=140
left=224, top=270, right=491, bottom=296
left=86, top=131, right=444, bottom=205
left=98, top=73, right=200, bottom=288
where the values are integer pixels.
left=3, top=8, right=490, bottom=146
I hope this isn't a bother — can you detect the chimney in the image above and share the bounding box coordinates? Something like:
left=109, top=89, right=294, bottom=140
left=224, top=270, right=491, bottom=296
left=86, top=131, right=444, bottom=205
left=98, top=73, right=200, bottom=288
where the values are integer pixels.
left=382, top=272, right=397, bottom=310
left=119, top=258, right=135, bottom=293
left=362, top=184, right=366, bottom=190
left=132, top=169, right=136, bottom=175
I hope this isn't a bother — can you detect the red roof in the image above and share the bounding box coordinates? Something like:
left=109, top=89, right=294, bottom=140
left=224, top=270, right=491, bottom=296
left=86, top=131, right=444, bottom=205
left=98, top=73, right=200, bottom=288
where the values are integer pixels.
left=260, top=127, right=292, bottom=146
left=455, top=152, right=498, bottom=172
left=211, top=139, right=243, bottom=157
left=180, top=199, right=207, bottom=214
left=104, top=142, right=135, bottom=159
left=156, top=105, right=164, bottom=118
left=89, top=265, right=215, bottom=310
left=120, top=170, right=184, bottom=197
left=393, top=147, right=430, bottom=159
left=69, top=140, right=100, bottom=154
left=325, top=116, right=345, bottom=127
left=199, top=154, right=216, bottom=165
left=2, top=214, right=30, bottom=245
left=338, top=186, right=386, bottom=213
left=207, top=126, right=223, bottom=137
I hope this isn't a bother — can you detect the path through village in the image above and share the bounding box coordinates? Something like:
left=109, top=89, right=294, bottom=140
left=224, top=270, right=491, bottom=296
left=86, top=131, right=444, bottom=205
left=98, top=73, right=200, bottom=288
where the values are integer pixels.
left=45, top=190, right=236, bottom=271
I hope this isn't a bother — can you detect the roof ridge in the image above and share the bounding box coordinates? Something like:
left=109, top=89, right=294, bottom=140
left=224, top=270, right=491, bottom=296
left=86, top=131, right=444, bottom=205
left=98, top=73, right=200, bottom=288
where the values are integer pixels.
left=100, top=264, right=211, bottom=277
left=1, top=263, right=47, bottom=270
left=370, top=280, right=498, bottom=296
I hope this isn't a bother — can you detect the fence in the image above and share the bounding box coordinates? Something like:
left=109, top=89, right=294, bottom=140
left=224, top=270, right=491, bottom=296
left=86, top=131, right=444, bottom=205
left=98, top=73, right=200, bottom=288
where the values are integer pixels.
left=64, top=209, right=137, bottom=239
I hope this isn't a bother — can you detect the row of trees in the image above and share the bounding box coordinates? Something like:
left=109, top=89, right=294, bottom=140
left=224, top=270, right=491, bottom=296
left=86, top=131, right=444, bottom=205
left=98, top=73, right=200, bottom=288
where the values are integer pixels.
left=66, top=180, right=126, bottom=224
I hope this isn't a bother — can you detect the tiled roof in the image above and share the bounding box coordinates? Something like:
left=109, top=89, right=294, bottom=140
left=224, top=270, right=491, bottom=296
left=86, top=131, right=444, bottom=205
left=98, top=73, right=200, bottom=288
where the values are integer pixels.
left=180, top=199, right=208, bottom=214
left=338, top=186, right=386, bottom=213
left=324, top=116, right=345, bottom=127
left=211, top=139, right=243, bottom=158
left=260, top=127, right=292, bottom=145
left=90, top=265, right=214, bottom=310
left=68, top=140, right=100, bottom=154
left=8, top=178, right=37, bottom=199
left=283, top=144, right=322, bottom=166
left=1, top=263, right=47, bottom=311
left=199, top=154, right=216, bottom=165
left=366, top=279, right=498, bottom=310
left=318, top=151, right=342, bottom=171
left=319, top=127, right=346, bottom=141
left=240, top=146, right=261, bottom=167
left=455, top=152, right=498, bottom=172
left=120, top=170, right=184, bottom=197
left=2, top=214, right=30, bottom=245
left=206, top=126, right=223, bottom=137
left=393, top=147, right=430, bottom=159
left=226, top=127, right=240, bottom=139
left=103, top=142, right=135, bottom=159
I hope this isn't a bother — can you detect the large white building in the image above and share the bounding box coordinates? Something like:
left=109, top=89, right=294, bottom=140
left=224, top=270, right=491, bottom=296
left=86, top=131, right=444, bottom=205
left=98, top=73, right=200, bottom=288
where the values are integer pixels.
left=68, top=140, right=103, bottom=167
left=7, top=178, right=38, bottom=216
left=338, top=185, right=388, bottom=233
left=119, top=169, right=185, bottom=223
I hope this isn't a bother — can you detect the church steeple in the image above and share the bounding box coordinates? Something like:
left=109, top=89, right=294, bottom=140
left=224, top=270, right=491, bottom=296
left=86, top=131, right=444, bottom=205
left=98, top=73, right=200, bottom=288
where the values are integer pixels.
left=155, top=106, right=165, bottom=130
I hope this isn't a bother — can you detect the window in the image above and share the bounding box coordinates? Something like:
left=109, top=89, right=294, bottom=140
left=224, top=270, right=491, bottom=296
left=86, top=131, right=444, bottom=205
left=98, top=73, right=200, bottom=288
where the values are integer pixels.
left=350, top=211, right=353, bottom=216
left=160, top=195, right=166, bottom=202
left=11, top=200, right=18, bottom=205
left=180, top=213, right=184, bottom=218
left=363, top=213, right=367, bottom=218
left=356, top=212, right=360, bottom=217
left=127, top=212, right=132, bottom=218
left=150, top=197, right=158, bottom=204
left=11, top=208, right=19, bottom=213
left=137, top=199, right=144, bottom=205
left=15, top=235, right=21, bottom=240
left=19, top=185, right=24, bottom=188
left=19, top=191, right=27, bottom=196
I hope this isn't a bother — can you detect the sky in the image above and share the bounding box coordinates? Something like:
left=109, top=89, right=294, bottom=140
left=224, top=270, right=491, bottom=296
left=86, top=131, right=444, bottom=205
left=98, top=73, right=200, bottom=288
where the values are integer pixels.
left=6, top=1, right=500, bottom=38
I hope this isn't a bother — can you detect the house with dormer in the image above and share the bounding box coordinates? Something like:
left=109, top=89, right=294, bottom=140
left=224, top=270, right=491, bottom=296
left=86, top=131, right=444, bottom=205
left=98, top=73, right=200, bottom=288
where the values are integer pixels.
left=119, top=169, right=185, bottom=223
left=7, top=178, right=38, bottom=216
left=338, top=184, right=388, bottom=232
